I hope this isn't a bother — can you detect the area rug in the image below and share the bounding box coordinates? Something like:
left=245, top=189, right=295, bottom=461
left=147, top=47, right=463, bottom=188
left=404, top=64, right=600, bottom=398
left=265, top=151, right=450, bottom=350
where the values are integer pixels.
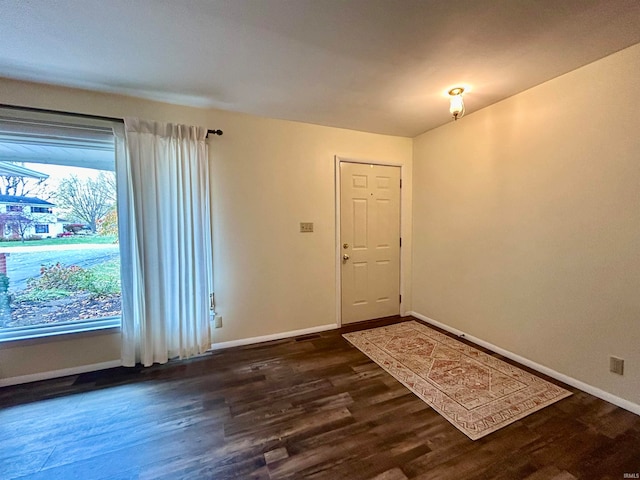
left=343, top=321, right=571, bottom=440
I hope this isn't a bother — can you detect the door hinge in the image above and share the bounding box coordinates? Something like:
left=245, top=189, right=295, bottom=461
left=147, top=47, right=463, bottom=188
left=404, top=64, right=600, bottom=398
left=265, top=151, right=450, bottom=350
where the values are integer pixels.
left=399, top=237, right=402, bottom=247
left=399, top=294, right=402, bottom=304
left=400, top=179, right=402, bottom=188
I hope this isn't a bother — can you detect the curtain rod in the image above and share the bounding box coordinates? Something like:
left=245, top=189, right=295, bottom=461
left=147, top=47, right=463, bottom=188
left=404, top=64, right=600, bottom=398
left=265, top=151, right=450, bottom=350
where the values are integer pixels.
left=0, top=103, right=124, bottom=123
left=0, top=104, right=223, bottom=137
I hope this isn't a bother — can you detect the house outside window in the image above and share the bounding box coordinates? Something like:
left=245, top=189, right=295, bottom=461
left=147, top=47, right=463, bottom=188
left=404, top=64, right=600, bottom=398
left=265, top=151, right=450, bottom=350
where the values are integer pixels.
left=34, top=224, right=49, bottom=234
left=6, top=205, right=22, bottom=212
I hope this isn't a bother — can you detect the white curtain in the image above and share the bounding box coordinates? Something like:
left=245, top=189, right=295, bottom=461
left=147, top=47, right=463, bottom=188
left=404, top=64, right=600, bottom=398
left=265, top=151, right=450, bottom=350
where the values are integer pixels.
left=115, top=118, right=213, bottom=367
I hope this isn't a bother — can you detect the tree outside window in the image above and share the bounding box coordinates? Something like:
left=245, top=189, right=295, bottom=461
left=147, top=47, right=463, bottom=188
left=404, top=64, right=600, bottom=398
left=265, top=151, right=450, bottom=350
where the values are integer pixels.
left=56, top=173, right=116, bottom=233
left=0, top=211, right=35, bottom=242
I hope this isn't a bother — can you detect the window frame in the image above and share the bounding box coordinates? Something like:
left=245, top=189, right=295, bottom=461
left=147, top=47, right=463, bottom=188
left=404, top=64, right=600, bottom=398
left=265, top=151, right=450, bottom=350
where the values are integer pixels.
left=0, top=316, right=120, bottom=343
left=0, top=106, right=122, bottom=342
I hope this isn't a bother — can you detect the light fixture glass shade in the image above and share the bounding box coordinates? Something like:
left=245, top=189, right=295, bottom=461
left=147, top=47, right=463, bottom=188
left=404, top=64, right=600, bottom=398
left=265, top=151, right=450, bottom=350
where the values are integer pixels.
left=449, top=95, right=464, bottom=116
left=448, top=87, right=465, bottom=120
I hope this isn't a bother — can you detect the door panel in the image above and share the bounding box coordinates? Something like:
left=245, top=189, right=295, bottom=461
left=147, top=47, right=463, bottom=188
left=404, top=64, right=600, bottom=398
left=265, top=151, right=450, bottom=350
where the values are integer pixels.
left=352, top=199, right=368, bottom=249
left=340, top=162, right=400, bottom=324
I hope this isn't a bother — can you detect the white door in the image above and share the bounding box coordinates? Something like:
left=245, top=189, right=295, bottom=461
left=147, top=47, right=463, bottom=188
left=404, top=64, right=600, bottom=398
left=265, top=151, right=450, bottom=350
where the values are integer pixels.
left=340, top=162, right=401, bottom=324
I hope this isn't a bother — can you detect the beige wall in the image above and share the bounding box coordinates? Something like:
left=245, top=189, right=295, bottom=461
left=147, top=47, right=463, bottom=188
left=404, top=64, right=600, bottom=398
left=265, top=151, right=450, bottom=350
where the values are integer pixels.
left=412, top=43, right=640, bottom=404
left=0, top=79, right=412, bottom=382
left=212, top=116, right=413, bottom=342
left=0, top=330, right=121, bottom=381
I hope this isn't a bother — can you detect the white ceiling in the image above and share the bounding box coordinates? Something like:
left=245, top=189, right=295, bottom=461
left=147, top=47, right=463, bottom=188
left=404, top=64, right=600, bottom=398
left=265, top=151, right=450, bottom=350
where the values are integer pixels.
left=1, top=0, right=639, bottom=137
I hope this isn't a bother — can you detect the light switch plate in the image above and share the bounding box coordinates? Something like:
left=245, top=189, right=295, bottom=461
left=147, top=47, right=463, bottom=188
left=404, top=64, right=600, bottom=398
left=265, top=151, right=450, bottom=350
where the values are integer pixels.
left=300, top=222, right=314, bottom=233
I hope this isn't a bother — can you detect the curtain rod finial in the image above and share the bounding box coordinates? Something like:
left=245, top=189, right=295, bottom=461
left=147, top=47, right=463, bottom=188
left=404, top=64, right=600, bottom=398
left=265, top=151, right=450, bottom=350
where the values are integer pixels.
left=207, top=129, right=223, bottom=137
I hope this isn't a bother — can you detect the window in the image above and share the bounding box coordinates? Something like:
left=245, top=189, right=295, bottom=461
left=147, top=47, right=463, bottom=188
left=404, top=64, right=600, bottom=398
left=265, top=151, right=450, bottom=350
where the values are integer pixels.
left=31, top=206, right=53, bottom=214
left=0, top=107, right=121, bottom=341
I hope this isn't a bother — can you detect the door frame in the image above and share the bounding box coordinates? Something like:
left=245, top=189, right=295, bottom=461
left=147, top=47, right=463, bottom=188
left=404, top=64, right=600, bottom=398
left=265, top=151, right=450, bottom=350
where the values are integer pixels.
left=334, top=155, right=405, bottom=327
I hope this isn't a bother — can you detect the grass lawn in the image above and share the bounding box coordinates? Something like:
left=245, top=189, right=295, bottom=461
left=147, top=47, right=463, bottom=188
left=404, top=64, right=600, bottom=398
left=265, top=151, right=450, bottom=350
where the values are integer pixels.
left=0, top=235, right=118, bottom=248
left=89, top=258, right=121, bottom=294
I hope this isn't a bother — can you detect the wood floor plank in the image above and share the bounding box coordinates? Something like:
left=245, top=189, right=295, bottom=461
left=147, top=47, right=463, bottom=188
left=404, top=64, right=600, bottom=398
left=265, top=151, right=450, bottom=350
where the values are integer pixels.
left=1, top=315, right=638, bottom=479
left=368, top=468, right=409, bottom=480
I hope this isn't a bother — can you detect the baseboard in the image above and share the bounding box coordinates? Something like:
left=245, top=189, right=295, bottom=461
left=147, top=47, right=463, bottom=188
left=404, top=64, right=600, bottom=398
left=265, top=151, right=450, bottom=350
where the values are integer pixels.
left=0, top=324, right=339, bottom=386
left=0, top=360, right=122, bottom=388
left=408, top=311, right=640, bottom=416
left=211, top=323, right=338, bottom=351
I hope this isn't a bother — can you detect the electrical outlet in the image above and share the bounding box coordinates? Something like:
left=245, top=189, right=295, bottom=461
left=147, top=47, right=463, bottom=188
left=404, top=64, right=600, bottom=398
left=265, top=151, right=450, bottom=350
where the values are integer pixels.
left=610, top=356, right=624, bottom=375
left=300, top=222, right=314, bottom=233
left=214, top=315, right=223, bottom=329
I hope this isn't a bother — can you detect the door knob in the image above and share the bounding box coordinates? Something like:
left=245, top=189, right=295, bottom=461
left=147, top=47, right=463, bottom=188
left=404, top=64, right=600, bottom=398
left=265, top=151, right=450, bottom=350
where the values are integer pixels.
left=342, top=253, right=350, bottom=262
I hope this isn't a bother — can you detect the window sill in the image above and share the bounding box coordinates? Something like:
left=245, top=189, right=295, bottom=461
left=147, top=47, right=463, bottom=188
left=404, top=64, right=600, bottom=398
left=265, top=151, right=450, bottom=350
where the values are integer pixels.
left=0, top=317, right=121, bottom=345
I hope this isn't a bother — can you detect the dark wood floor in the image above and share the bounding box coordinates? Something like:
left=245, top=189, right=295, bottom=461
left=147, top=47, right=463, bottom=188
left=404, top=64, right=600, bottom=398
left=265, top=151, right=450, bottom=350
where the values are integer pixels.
left=1, top=316, right=639, bottom=479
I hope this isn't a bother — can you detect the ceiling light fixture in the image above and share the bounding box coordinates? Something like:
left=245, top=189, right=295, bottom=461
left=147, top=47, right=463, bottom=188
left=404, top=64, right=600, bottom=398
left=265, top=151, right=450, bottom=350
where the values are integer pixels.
left=448, top=87, right=465, bottom=121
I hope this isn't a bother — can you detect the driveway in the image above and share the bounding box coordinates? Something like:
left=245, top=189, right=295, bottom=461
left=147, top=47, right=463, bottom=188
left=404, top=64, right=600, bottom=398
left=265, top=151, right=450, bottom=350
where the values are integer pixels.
left=2, top=245, right=120, bottom=292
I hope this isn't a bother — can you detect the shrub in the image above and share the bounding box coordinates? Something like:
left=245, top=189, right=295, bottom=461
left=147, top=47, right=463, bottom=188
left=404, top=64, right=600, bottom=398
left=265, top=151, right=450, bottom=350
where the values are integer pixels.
left=29, top=263, right=89, bottom=291
left=27, top=262, right=120, bottom=298
left=0, top=278, right=9, bottom=327
left=0, top=273, right=10, bottom=326
left=0, top=273, right=9, bottom=293
left=64, top=224, right=85, bottom=234
left=27, top=235, right=42, bottom=241
left=97, top=207, right=118, bottom=237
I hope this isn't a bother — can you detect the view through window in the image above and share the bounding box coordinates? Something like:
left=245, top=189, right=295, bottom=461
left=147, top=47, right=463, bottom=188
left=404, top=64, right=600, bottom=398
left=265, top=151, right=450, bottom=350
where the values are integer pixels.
left=0, top=110, right=120, bottom=339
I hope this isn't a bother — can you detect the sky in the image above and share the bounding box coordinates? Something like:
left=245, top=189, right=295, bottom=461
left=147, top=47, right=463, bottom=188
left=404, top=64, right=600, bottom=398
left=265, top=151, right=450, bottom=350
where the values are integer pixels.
left=18, top=162, right=104, bottom=196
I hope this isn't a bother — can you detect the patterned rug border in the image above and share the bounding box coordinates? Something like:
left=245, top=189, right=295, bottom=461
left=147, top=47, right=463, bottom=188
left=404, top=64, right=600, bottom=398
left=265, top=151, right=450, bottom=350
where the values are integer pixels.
left=343, top=321, right=572, bottom=440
